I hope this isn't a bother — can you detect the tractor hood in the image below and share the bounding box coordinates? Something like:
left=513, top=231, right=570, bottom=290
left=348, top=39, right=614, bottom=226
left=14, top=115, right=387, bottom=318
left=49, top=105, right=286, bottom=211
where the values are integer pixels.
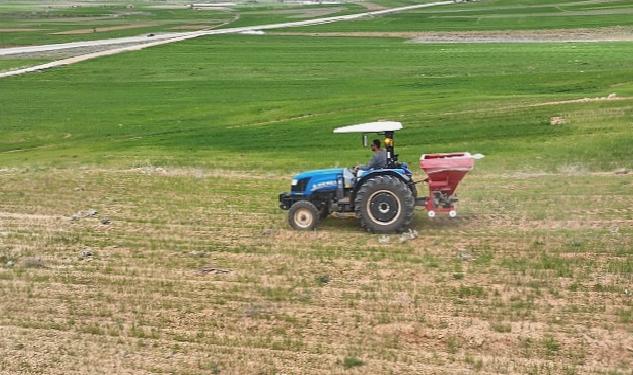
left=291, top=168, right=345, bottom=194
left=293, top=168, right=344, bottom=181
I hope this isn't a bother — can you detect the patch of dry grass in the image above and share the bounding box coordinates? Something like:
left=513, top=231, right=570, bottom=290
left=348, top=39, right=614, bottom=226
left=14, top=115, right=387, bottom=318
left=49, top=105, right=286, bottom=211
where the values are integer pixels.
left=0, top=168, right=632, bottom=373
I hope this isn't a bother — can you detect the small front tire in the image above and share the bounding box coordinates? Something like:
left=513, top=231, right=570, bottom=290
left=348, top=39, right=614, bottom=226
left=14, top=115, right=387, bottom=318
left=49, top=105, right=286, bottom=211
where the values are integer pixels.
left=288, top=201, right=320, bottom=231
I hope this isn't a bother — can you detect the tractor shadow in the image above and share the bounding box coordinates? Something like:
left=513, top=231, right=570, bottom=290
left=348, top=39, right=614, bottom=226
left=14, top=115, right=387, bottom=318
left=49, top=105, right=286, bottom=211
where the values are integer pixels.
left=318, top=210, right=478, bottom=234
left=318, top=213, right=360, bottom=232
left=413, top=212, right=481, bottom=231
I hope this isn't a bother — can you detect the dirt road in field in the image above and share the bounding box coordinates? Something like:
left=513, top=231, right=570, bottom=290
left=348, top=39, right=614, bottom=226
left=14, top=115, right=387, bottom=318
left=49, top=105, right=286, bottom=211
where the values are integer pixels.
left=0, top=33, right=187, bottom=58
left=0, top=1, right=454, bottom=79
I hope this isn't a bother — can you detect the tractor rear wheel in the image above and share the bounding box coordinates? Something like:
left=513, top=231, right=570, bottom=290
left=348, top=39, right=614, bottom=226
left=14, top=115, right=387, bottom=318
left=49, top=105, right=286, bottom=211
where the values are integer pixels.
left=288, top=201, right=320, bottom=231
left=354, top=175, right=415, bottom=233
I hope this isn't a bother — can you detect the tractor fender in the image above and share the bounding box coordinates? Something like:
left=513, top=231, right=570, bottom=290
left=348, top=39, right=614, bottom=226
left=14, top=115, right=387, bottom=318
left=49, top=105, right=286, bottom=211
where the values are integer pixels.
left=354, top=170, right=412, bottom=194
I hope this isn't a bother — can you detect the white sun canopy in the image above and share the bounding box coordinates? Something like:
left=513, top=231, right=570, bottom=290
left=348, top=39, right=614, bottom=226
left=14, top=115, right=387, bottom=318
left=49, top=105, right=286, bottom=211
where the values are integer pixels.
left=333, top=121, right=403, bottom=134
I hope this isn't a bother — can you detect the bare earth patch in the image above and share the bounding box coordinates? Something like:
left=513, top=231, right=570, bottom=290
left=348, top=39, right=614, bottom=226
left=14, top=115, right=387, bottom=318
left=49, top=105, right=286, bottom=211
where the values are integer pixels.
left=0, top=168, right=632, bottom=373
left=410, top=27, right=633, bottom=43
left=51, top=23, right=158, bottom=35
left=244, top=7, right=345, bottom=19
left=271, top=27, right=633, bottom=43
left=353, top=1, right=387, bottom=11
left=0, top=40, right=173, bottom=63
left=169, top=23, right=221, bottom=30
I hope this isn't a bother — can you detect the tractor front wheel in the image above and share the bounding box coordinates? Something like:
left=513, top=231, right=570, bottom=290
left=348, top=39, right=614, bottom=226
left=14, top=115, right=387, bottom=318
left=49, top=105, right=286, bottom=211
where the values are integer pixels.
left=354, top=175, right=415, bottom=233
left=288, top=201, right=320, bottom=231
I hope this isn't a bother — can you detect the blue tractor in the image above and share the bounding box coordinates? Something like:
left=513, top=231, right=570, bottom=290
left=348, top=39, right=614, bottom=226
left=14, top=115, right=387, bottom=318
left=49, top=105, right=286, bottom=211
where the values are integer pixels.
left=279, top=121, right=418, bottom=233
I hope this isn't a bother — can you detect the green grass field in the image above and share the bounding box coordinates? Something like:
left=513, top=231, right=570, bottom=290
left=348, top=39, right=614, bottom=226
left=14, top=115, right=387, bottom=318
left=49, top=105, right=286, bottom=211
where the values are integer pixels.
left=5, top=0, right=632, bottom=48
left=1, top=35, right=632, bottom=172
left=1, top=1, right=633, bottom=374
left=298, top=0, right=633, bottom=32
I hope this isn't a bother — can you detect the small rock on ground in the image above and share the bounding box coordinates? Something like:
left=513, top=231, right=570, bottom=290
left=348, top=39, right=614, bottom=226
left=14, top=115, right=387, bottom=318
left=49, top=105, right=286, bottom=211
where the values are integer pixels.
left=70, top=208, right=98, bottom=221
left=80, top=249, right=94, bottom=259
left=457, top=250, right=474, bottom=261
left=399, top=229, right=418, bottom=243
left=196, top=265, right=231, bottom=276
left=549, top=116, right=566, bottom=126
left=316, top=275, right=331, bottom=285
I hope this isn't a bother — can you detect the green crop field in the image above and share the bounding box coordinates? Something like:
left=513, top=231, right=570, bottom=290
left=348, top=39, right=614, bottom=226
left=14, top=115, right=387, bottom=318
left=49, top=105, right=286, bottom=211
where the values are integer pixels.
left=1, top=35, right=632, bottom=172
left=297, top=0, right=633, bottom=32
left=1, top=1, right=633, bottom=374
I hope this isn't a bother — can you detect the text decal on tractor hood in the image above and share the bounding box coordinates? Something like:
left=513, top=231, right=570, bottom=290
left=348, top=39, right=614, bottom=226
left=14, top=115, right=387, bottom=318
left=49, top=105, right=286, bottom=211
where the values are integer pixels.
left=311, top=180, right=337, bottom=191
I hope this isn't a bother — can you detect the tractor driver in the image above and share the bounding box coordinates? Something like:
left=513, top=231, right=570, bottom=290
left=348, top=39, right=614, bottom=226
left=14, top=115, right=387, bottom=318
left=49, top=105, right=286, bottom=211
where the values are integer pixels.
left=355, top=139, right=387, bottom=172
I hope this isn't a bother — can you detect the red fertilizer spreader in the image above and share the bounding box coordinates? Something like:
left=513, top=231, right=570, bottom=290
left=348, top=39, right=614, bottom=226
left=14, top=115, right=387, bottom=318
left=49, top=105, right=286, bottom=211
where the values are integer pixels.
left=418, top=152, right=483, bottom=218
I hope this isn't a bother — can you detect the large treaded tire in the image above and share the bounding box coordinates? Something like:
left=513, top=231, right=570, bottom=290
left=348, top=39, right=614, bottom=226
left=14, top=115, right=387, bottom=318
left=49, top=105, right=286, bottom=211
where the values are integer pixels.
left=288, top=201, right=320, bottom=231
left=354, top=175, right=415, bottom=233
left=409, top=183, right=418, bottom=198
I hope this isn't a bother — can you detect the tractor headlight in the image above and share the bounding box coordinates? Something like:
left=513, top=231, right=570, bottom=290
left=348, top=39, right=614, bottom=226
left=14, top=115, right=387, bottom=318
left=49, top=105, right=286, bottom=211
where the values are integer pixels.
left=291, top=179, right=298, bottom=186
